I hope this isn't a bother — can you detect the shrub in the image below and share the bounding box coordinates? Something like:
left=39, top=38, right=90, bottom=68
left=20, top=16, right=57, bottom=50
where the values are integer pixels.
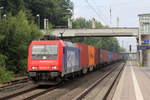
left=0, top=54, right=14, bottom=83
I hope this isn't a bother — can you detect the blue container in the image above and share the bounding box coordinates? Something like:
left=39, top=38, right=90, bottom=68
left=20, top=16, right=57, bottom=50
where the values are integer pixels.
left=120, top=54, right=123, bottom=60
left=62, top=42, right=80, bottom=74
left=108, top=52, right=113, bottom=63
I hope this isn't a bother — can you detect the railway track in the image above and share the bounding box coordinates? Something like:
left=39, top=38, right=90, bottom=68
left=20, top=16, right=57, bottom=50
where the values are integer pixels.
left=0, top=77, right=29, bottom=92
left=103, top=63, right=125, bottom=100
left=0, top=62, right=124, bottom=100
left=74, top=62, right=125, bottom=100
left=31, top=62, right=124, bottom=100
left=23, top=84, right=63, bottom=100
left=0, top=86, right=37, bottom=100
left=0, top=82, right=62, bottom=100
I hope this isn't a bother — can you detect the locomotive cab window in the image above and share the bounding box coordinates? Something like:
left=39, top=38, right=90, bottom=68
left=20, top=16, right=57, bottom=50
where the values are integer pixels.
left=32, top=45, right=58, bottom=60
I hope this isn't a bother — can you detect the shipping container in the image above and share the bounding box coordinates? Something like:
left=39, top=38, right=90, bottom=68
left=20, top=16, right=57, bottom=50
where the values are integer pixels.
left=99, top=49, right=103, bottom=64
left=76, top=43, right=89, bottom=68
left=113, top=53, right=115, bottom=61
left=108, top=51, right=113, bottom=63
left=113, top=53, right=119, bottom=61
left=100, top=49, right=108, bottom=64
left=95, top=48, right=100, bottom=65
left=116, top=53, right=119, bottom=61
left=118, top=54, right=120, bottom=60
left=88, top=45, right=95, bottom=66
left=63, top=42, right=80, bottom=74
left=119, top=54, right=123, bottom=60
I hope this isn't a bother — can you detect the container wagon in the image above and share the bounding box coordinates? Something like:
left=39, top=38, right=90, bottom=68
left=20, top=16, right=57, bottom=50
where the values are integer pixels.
left=100, top=49, right=108, bottom=65
left=94, top=48, right=100, bottom=69
left=76, top=43, right=89, bottom=74
left=88, top=45, right=95, bottom=71
left=108, top=51, right=113, bottom=64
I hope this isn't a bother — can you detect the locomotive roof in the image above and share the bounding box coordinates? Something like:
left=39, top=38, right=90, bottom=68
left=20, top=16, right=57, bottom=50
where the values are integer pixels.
left=63, top=41, right=77, bottom=48
left=31, top=40, right=77, bottom=48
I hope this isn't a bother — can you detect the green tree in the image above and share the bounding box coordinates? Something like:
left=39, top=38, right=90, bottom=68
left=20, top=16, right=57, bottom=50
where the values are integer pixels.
left=0, top=54, right=14, bottom=83
left=26, top=0, right=73, bottom=27
left=0, top=0, right=26, bottom=15
left=0, top=0, right=73, bottom=27
left=119, top=47, right=126, bottom=52
left=72, top=17, right=122, bottom=52
left=72, top=18, right=91, bottom=28
left=0, top=11, right=42, bottom=74
left=72, top=17, right=103, bottom=28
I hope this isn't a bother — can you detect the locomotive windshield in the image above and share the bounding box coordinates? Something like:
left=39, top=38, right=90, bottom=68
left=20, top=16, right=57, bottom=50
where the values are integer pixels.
left=32, top=45, right=58, bottom=60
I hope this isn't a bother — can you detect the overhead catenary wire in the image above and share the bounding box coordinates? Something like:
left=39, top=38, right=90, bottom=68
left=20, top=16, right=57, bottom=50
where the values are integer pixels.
left=91, top=0, right=110, bottom=25
left=86, top=1, right=138, bottom=27
left=85, top=0, right=107, bottom=25
left=82, top=0, right=140, bottom=27
left=84, top=0, right=108, bottom=25
left=92, top=4, right=116, bottom=27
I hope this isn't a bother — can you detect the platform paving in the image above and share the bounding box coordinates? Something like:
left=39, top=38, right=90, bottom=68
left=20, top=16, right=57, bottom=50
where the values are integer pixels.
left=113, top=61, right=150, bottom=100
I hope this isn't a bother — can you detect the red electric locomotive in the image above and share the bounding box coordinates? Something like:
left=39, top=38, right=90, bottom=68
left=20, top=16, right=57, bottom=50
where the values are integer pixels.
left=28, top=40, right=80, bottom=84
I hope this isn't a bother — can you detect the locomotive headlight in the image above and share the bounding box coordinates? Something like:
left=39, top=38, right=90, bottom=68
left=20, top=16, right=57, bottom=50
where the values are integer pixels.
left=51, top=66, right=57, bottom=70
left=32, top=66, right=37, bottom=70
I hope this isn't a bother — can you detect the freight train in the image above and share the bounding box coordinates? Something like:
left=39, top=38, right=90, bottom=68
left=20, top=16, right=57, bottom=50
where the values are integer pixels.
left=28, top=40, right=124, bottom=84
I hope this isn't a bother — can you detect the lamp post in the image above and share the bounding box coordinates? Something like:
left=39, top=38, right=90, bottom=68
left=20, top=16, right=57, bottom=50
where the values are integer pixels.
left=36, top=14, right=40, bottom=28
left=60, top=32, right=63, bottom=40
left=0, top=7, right=4, bottom=20
left=3, top=14, right=6, bottom=19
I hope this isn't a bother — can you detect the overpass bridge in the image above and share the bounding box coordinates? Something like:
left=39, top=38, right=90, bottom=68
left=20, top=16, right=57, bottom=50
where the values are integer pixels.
left=41, top=27, right=139, bottom=37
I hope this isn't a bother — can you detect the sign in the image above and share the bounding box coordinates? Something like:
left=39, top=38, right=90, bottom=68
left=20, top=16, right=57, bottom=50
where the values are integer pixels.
left=143, top=40, right=150, bottom=44
left=137, top=46, right=150, bottom=50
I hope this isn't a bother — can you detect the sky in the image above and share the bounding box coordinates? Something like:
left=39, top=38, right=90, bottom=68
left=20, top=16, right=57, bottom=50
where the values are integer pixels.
left=70, top=0, right=150, bottom=52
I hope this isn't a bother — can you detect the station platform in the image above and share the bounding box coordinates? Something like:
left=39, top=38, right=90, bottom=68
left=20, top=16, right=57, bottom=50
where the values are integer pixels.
left=113, top=61, right=150, bottom=100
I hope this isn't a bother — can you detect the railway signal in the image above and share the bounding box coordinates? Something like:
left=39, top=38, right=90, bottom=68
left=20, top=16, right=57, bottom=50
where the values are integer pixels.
left=129, top=45, right=132, bottom=52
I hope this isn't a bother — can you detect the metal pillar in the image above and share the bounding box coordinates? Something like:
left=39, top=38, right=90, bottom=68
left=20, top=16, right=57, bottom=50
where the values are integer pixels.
left=0, top=7, right=4, bottom=20
left=44, top=18, right=48, bottom=30
left=117, top=17, right=119, bottom=27
left=138, top=19, right=143, bottom=65
left=68, top=18, right=72, bottom=28
left=139, top=34, right=143, bottom=65
left=92, top=18, right=96, bottom=29
left=36, top=14, right=40, bottom=28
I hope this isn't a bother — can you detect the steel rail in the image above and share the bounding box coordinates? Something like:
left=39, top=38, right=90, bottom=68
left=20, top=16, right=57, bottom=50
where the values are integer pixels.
left=73, top=62, right=124, bottom=100
left=23, top=83, right=63, bottom=100
left=103, top=63, right=125, bottom=100
left=0, top=78, right=29, bottom=89
left=0, top=86, right=38, bottom=100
